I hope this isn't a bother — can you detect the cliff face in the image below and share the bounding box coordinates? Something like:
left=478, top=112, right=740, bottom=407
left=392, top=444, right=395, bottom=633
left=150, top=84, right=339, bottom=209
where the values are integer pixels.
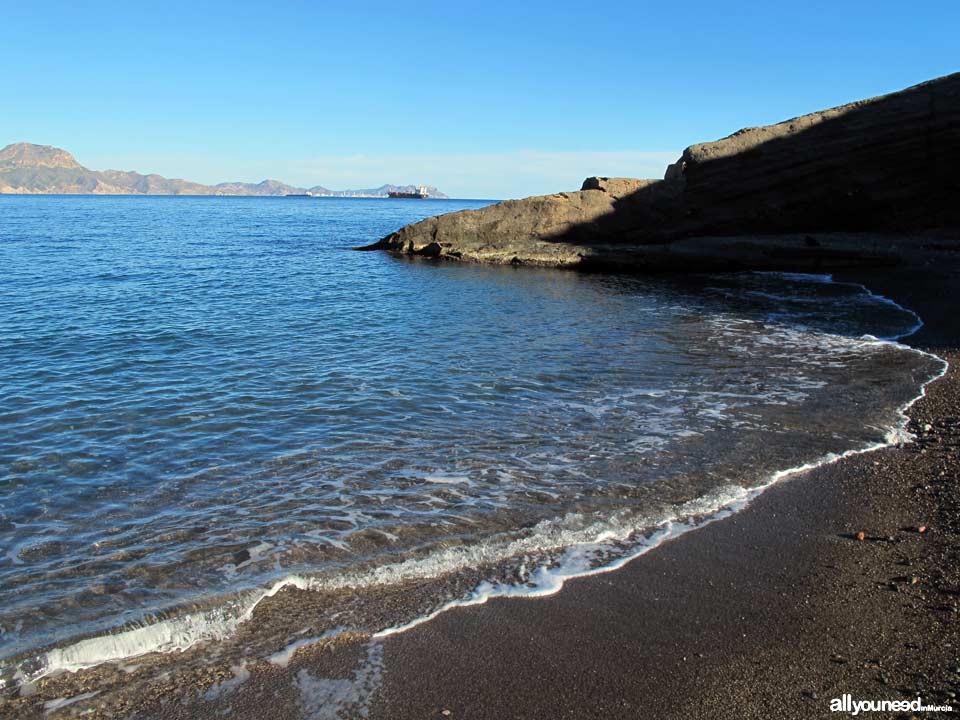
left=667, top=73, right=959, bottom=239
left=365, top=72, right=960, bottom=271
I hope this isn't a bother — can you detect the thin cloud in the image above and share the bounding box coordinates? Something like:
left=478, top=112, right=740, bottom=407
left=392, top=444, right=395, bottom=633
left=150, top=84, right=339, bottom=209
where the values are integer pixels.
left=294, top=150, right=679, bottom=199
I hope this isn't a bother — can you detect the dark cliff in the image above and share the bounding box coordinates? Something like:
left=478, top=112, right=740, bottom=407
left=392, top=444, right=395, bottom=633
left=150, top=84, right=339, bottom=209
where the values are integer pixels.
left=364, top=73, right=960, bottom=271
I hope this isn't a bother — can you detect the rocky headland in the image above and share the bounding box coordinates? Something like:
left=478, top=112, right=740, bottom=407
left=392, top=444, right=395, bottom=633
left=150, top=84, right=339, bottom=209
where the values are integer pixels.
left=0, top=143, right=448, bottom=198
left=363, top=72, right=960, bottom=272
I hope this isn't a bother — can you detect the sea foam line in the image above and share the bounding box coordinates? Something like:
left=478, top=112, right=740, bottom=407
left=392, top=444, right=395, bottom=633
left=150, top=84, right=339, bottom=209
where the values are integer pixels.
left=4, top=275, right=948, bottom=688
left=752, top=271, right=926, bottom=342
left=371, top=274, right=948, bottom=637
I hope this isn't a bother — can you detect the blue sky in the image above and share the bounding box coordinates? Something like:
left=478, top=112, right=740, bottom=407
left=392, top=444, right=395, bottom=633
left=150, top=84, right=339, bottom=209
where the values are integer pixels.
left=2, top=1, right=957, bottom=198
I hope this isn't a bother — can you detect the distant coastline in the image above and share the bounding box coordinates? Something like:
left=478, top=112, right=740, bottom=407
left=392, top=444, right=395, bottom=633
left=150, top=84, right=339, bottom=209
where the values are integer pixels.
left=0, top=142, right=449, bottom=198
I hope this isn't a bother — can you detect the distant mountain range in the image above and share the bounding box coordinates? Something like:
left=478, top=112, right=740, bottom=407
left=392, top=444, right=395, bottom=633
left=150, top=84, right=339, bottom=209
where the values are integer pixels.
left=0, top=143, right=449, bottom=198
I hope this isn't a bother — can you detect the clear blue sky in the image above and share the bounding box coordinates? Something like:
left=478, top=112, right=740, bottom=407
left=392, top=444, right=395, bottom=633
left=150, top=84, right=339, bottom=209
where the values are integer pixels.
left=2, top=0, right=957, bottom=198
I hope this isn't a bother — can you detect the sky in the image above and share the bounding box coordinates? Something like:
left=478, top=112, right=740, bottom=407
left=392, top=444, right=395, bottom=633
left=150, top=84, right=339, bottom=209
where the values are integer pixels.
left=1, top=1, right=957, bottom=198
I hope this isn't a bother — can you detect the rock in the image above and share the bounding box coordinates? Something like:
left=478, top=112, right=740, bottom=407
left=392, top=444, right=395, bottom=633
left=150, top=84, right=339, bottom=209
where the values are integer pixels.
left=360, top=186, right=632, bottom=267
left=580, top=176, right=656, bottom=198
left=363, top=72, right=960, bottom=271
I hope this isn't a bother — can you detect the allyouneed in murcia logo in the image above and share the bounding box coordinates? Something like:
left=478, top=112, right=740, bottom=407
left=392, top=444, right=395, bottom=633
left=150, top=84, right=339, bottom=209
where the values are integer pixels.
left=830, top=694, right=954, bottom=715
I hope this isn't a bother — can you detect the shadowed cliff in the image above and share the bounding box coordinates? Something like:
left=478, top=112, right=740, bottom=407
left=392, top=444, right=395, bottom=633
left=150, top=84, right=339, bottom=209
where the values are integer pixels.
left=361, top=72, right=960, bottom=272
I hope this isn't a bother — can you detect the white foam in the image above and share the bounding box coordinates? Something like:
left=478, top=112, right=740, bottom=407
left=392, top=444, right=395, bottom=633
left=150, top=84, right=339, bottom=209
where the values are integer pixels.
left=369, top=278, right=949, bottom=638
left=43, top=690, right=100, bottom=713
left=5, top=275, right=947, bottom=691
left=294, top=642, right=383, bottom=720
left=374, top=487, right=750, bottom=638
left=423, top=474, right=471, bottom=485
left=24, top=575, right=312, bottom=683
left=374, top=346, right=946, bottom=639
left=267, top=627, right=346, bottom=668
left=759, top=271, right=926, bottom=342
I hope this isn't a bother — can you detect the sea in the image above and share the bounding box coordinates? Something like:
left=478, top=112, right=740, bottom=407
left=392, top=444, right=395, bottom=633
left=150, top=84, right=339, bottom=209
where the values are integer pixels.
left=0, top=195, right=946, bottom=709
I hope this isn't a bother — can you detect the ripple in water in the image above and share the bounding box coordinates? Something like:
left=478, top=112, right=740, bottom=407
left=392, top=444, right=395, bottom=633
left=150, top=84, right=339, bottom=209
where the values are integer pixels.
left=0, top=196, right=945, bottom=693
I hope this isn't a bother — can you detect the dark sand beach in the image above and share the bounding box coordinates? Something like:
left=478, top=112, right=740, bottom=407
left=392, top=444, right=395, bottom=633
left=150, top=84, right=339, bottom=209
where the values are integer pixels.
left=3, top=8, right=958, bottom=718
left=363, top=249, right=960, bottom=720
left=84, top=240, right=956, bottom=720
left=0, top=238, right=952, bottom=720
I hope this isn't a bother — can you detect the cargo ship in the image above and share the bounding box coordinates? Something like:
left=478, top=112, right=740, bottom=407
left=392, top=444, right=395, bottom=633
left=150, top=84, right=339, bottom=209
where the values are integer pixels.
left=388, top=185, right=429, bottom=199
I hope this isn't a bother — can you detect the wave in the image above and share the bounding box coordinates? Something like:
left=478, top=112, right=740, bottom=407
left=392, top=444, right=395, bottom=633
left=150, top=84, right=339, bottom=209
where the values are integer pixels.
left=2, top=274, right=947, bottom=693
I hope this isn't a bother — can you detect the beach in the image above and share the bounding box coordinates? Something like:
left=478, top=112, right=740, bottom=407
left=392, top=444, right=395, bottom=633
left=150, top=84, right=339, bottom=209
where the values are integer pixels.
left=9, top=195, right=954, bottom=720
left=2, top=235, right=955, bottom=720
left=52, top=241, right=952, bottom=720
left=359, top=248, right=960, bottom=719
left=0, top=206, right=954, bottom=718
left=4, top=5, right=958, bottom=718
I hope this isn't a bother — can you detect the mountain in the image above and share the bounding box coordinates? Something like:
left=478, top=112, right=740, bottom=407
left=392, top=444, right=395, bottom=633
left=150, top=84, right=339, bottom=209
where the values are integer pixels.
left=0, top=142, right=82, bottom=169
left=0, top=143, right=449, bottom=198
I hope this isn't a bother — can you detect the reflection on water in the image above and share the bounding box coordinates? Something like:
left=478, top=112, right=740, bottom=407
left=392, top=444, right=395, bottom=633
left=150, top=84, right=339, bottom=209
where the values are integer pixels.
left=0, top=197, right=943, bottom=684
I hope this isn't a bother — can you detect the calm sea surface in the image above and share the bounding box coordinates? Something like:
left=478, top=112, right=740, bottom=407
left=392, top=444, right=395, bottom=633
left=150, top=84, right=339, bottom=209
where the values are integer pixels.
left=0, top=196, right=944, bottom=689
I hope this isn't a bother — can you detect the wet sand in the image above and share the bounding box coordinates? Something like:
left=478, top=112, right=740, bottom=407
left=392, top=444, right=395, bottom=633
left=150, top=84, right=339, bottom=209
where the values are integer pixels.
left=368, top=361, right=959, bottom=718
left=199, top=241, right=960, bottom=720
left=8, top=240, right=959, bottom=719
left=361, top=245, right=960, bottom=720
left=360, top=241, right=960, bottom=720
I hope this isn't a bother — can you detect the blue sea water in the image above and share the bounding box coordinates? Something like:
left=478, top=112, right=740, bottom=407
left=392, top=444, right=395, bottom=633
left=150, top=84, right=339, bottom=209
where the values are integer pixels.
left=0, top=195, right=945, bottom=689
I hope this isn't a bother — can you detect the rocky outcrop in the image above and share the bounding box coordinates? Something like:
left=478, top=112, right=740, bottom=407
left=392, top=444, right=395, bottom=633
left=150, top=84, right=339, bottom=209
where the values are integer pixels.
left=363, top=72, right=960, bottom=271
left=365, top=177, right=665, bottom=266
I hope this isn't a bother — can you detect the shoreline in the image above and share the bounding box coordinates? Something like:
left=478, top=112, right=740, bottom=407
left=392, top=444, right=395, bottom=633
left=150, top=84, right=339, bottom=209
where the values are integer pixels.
left=4, top=247, right=958, bottom=718
left=359, top=254, right=960, bottom=719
